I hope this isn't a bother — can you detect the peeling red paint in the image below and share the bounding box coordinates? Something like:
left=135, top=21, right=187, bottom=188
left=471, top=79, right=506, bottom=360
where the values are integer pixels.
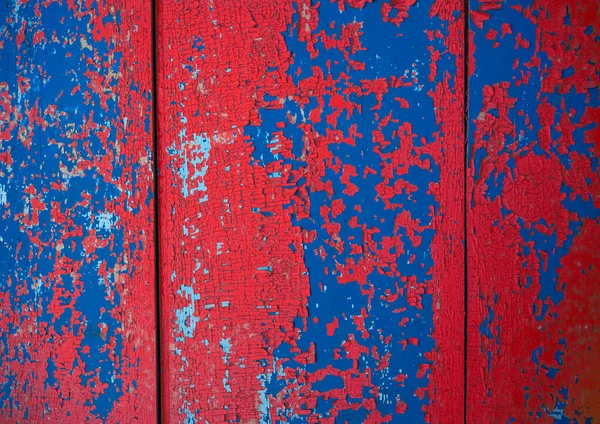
left=0, top=0, right=157, bottom=421
left=468, top=0, right=600, bottom=421
left=157, top=0, right=464, bottom=422
left=4, top=0, right=597, bottom=420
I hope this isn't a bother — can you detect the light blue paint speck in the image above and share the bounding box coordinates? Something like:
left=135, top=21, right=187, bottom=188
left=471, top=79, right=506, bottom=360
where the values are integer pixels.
left=175, top=285, right=200, bottom=338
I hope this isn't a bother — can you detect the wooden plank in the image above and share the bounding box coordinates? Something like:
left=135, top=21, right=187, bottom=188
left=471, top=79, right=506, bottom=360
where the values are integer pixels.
left=467, top=0, right=600, bottom=421
left=0, top=0, right=157, bottom=421
left=156, top=0, right=464, bottom=422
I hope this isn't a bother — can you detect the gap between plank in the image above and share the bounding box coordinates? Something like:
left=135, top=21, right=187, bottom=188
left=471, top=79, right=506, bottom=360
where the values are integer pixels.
left=150, top=0, right=163, bottom=421
left=463, top=0, right=469, bottom=422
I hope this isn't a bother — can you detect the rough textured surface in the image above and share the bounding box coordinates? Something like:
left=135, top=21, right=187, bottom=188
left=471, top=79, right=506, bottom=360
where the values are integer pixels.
left=467, top=0, right=600, bottom=421
left=156, top=0, right=464, bottom=422
left=0, top=0, right=157, bottom=421
left=6, top=0, right=597, bottom=421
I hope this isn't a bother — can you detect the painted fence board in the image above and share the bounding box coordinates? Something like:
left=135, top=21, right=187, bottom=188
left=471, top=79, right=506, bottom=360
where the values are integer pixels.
left=467, top=0, right=600, bottom=422
left=0, top=0, right=157, bottom=421
left=156, top=0, right=464, bottom=422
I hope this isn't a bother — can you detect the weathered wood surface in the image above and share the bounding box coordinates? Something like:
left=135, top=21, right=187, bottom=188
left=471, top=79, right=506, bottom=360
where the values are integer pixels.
left=467, top=0, right=600, bottom=421
left=3, top=0, right=600, bottom=422
left=156, top=0, right=465, bottom=422
left=0, top=0, right=158, bottom=421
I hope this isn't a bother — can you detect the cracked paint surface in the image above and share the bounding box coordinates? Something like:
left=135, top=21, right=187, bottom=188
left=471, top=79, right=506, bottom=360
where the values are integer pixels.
left=4, top=0, right=597, bottom=421
left=0, top=0, right=157, bottom=421
left=156, top=0, right=464, bottom=422
left=468, top=0, right=600, bottom=422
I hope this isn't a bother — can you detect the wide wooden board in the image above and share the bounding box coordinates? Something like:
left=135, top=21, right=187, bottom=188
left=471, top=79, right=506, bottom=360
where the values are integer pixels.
left=156, top=0, right=465, bottom=422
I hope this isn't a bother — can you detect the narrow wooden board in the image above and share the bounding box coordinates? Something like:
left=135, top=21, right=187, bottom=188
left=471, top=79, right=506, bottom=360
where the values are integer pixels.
left=0, top=0, right=157, bottom=421
left=467, top=0, right=600, bottom=421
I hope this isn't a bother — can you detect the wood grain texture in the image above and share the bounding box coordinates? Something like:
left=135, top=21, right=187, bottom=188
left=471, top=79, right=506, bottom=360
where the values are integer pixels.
left=156, top=0, right=464, bottom=422
left=467, top=0, right=600, bottom=421
left=0, top=0, right=157, bottom=421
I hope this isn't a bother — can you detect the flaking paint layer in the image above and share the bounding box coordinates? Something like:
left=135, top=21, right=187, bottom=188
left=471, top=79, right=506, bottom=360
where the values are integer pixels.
left=0, top=0, right=157, bottom=421
left=468, top=0, right=600, bottom=421
left=156, top=0, right=464, bottom=422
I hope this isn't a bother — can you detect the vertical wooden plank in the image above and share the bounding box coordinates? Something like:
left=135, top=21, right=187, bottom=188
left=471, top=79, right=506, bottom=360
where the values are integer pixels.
left=157, top=1, right=465, bottom=422
left=0, top=0, right=157, bottom=421
left=468, top=0, right=600, bottom=421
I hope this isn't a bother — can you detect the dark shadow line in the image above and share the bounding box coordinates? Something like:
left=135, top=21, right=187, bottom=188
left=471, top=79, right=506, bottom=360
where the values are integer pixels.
left=150, top=0, right=163, bottom=421
left=463, top=0, right=469, bottom=422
